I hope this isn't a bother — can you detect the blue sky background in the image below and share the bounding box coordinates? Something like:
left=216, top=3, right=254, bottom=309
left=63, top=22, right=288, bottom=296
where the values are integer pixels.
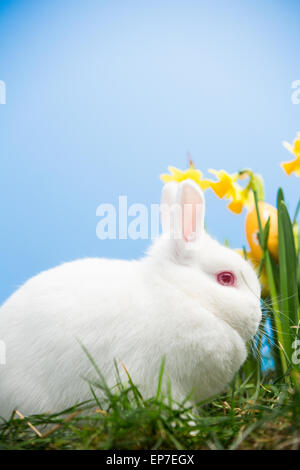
left=0, top=0, right=299, bottom=304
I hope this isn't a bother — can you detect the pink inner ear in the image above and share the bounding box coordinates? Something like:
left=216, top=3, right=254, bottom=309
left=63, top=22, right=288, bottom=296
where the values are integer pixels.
left=182, top=187, right=203, bottom=242
left=178, top=182, right=205, bottom=243
left=183, top=203, right=196, bottom=242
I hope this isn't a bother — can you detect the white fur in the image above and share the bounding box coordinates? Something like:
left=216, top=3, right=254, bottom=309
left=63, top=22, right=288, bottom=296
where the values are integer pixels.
left=0, top=180, right=261, bottom=418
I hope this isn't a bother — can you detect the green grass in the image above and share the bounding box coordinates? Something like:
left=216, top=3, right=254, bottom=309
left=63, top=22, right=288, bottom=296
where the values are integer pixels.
left=1, top=366, right=300, bottom=450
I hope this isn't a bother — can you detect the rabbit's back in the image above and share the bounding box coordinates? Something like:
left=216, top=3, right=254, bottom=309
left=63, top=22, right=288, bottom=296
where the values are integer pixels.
left=0, top=258, right=153, bottom=418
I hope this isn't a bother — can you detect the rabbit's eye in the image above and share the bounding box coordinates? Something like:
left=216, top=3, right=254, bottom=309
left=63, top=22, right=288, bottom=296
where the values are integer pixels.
left=217, top=271, right=236, bottom=287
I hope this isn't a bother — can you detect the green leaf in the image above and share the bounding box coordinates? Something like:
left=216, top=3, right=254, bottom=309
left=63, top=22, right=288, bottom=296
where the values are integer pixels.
left=260, top=217, right=270, bottom=251
left=278, top=201, right=299, bottom=364
left=277, top=188, right=285, bottom=208
left=156, top=356, right=166, bottom=400
left=293, top=199, right=300, bottom=224
left=265, top=251, right=288, bottom=375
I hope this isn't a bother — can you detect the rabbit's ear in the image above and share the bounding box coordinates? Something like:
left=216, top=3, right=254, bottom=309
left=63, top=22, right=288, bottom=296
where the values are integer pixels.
left=175, top=179, right=205, bottom=243
left=160, top=182, right=178, bottom=234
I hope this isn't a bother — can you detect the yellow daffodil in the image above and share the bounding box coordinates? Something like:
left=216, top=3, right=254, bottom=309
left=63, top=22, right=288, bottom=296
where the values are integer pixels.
left=227, top=186, right=254, bottom=214
left=208, top=169, right=239, bottom=199
left=281, top=132, right=300, bottom=176
left=160, top=162, right=211, bottom=190
left=208, top=169, right=254, bottom=214
left=227, top=200, right=244, bottom=214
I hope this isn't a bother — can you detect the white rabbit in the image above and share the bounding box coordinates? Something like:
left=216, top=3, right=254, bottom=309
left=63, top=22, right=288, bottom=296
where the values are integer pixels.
left=0, top=180, right=261, bottom=419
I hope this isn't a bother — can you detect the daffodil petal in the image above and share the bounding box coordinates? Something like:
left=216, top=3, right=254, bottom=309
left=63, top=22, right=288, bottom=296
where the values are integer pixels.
left=168, top=166, right=184, bottom=178
left=208, top=168, right=221, bottom=177
left=209, top=180, right=232, bottom=199
left=294, top=139, right=300, bottom=156
left=208, top=169, right=230, bottom=179
left=160, top=174, right=176, bottom=183
left=282, top=141, right=294, bottom=154
left=199, top=179, right=212, bottom=190
left=294, top=158, right=300, bottom=176
left=227, top=200, right=243, bottom=214
left=281, top=158, right=299, bottom=175
left=160, top=165, right=211, bottom=188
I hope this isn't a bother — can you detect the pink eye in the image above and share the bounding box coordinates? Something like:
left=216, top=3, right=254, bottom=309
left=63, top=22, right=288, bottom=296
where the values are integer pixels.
left=217, top=271, right=236, bottom=287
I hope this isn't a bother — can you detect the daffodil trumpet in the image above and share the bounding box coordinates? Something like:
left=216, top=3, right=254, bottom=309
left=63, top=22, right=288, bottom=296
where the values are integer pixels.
left=281, top=132, right=300, bottom=177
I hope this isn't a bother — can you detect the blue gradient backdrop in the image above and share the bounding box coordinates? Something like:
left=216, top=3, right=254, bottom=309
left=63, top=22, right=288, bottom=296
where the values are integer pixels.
left=0, top=0, right=299, bottom=304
